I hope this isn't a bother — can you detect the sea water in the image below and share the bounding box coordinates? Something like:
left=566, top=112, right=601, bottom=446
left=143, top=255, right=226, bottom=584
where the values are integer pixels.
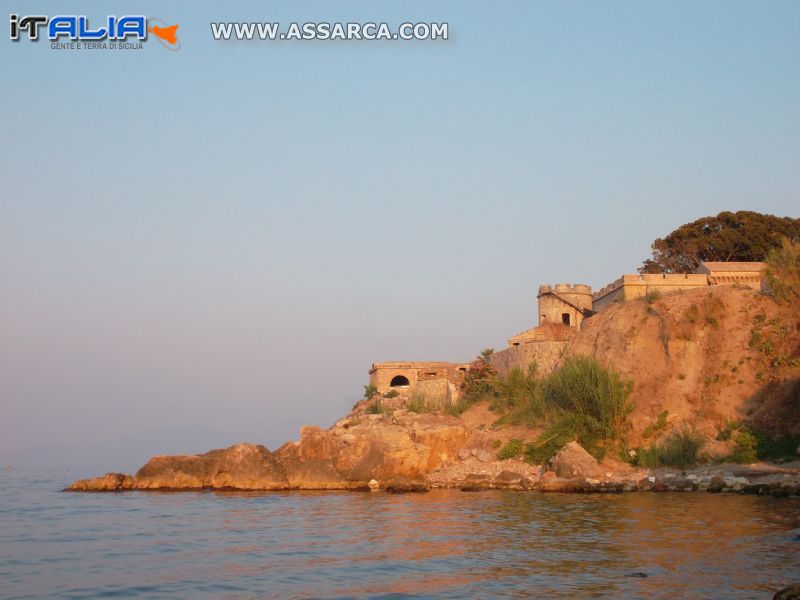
left=1, top=467, right=798, bottom=598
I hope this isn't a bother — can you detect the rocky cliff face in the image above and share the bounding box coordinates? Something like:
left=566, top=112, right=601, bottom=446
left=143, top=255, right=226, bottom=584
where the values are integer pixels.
left=564, top=285, right=800, bottom=443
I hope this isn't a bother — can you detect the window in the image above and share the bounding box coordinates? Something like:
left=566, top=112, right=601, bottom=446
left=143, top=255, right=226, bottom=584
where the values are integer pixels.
left=562, top=313, right=571, bottom=326
left=390, top=375, right=410, bottom=387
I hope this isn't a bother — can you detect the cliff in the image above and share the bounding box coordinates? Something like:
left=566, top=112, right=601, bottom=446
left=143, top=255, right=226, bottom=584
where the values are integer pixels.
left=565, top=285, right=800, bottom=445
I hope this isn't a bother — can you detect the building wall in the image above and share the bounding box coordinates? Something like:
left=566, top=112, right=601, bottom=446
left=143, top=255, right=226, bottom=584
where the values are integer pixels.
left=369, top=362, right=468, bottom=394
left=696, top=263, right=765, bottom=291
left=488, top=341, right=568, bottom=378
left=592, top=274, right=709, bottom=312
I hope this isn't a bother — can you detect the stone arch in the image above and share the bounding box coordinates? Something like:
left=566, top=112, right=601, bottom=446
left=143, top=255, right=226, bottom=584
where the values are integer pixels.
left=390, top=375, right=410, bottom=387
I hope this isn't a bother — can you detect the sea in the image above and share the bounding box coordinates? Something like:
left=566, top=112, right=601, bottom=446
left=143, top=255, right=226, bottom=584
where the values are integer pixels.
left=1, top=467, right=799, bottom=599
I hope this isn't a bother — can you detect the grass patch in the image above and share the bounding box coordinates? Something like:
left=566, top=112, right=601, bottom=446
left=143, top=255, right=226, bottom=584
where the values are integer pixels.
left=365, top=398, right=390, bottom=416
left=642, top=410, right=669, bottom=439
left=497, top=439, right=524, bottom=460
left=644, top=290, right=661, bottom=304
left=636, top=427, right=704, bottom=469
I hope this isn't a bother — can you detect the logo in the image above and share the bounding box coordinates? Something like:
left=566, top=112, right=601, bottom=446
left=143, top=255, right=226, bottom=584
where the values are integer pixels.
left=9, top=14, right=180, bottom=50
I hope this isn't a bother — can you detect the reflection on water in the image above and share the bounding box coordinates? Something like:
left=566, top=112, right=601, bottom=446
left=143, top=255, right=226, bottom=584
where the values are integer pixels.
left=1, top=468, right=798, bottom=598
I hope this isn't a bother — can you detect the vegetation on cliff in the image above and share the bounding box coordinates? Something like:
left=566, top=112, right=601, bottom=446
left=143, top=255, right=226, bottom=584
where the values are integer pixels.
left=639, top=211, right=800, bottom=274
left=460, top=355, right=634, bottom=462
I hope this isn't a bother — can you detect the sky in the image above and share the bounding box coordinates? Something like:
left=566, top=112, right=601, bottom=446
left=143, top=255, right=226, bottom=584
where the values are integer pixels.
left=2, top=1, right=799, bottom=473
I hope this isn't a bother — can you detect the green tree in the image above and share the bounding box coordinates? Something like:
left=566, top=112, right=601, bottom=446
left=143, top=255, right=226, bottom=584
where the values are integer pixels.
left=639, top=211, right=800, bottom=274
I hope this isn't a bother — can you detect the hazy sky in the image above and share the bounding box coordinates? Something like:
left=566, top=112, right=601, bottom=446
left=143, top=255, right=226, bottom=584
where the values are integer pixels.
left=2, top=1, right=799, bottom=472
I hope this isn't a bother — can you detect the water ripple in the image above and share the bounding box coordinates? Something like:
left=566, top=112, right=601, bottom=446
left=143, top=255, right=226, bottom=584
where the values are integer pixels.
left=0, top=468, right=798, bottom=598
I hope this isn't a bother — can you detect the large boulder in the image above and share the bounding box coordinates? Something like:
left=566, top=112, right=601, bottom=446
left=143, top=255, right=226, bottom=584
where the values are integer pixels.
left=135, top=443, right=288, bottom=490
left=547, top=441, right=604, bottom=480
left=273, top=433, right=355, bottom=490
left=335, top=424, right=429, bottom=481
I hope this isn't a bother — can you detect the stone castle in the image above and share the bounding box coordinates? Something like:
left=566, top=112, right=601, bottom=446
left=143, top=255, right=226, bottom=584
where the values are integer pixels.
left=369, top=261, right=766, bottom=403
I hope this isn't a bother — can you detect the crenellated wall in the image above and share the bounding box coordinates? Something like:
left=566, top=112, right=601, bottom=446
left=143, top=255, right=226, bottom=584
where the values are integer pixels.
left=592, top=273, right=709, bottom=312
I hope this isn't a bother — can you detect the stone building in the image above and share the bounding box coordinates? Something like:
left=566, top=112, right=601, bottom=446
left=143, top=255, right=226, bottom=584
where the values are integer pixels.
left=370, top=261, right=767, bottom=398
left=537, top=284, right=593, bottom=327
left=592, top=262, right=767, bottom=312
left=368, top=361, right=468, bottom=395
left=696, top=261, right=766, bottom=290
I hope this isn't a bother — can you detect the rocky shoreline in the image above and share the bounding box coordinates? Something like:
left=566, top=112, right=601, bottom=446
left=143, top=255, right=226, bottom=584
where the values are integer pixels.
left=66, top=434, right=800, bottom=497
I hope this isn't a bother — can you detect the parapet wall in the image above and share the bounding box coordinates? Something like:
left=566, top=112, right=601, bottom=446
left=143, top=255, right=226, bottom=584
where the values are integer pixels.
left=592, top=274, right=709, bottom=312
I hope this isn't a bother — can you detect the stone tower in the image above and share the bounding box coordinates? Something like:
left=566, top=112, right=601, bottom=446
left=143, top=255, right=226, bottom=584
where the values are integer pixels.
left=537, top=283, right=593, bottom=327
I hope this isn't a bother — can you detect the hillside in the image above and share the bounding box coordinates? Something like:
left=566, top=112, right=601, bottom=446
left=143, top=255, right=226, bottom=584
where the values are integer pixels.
left=567, top=285, right=800, bottom=448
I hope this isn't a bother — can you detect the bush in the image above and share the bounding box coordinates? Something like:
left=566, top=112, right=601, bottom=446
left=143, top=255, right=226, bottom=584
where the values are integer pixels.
left=730, top=430, right=758, bottom=463
left=407, top=394, right=432, bottom=414
left=460, top=350, right=498, bottom=406
left=637, top=428, right=704, bottom=469
left=523, top=423, right=575, bottom=464
left=491, top=364, right=543, bottom=425
left=765, top=238, right=800, bottom=304
left=383, top=389, right=399, bottom=399
left=542, top=356, right=633, bottom=444
left=643, top=410, right=669, bottom=439
left=497, top=439, right=524, bottom=460
left=365, top=399, right=388, bottom=415
left=644, top=291, right=661, bottom=304
left=363, top=384, right=378, bottom=400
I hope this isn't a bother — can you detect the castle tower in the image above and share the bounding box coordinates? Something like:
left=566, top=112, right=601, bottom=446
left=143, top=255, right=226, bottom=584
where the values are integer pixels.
left=537, top=283, right=593, bottom=327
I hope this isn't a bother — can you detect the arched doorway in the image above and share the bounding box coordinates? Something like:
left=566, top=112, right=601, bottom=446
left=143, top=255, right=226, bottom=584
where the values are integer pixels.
left=390, top=375, right=410, bottom=387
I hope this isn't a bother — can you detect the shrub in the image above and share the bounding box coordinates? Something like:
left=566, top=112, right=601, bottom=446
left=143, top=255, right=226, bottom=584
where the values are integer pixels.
left=644, top=290, right=661, bottom=304
left=523, top=423, right=575, bottom=464
left=643, top=410, right=669, bottom=439
left=730, top=430, right=758, bottom=463
left=363, top=384, right=378, bottom=400
left=383, top=389, right=399, bottom=399
left=542, top=356, right=633, bottom=443
left=638, top=428, right=704, bottom=469
left=365, top=399, right=388, bottom=415
left=460, top=350, right=498, bottom=405
left=490, top=364, right=543, bottom=425
left=765, top=238, right=800, bottom=304
left=407, top=394, right=432, bottom=414
left=497, top=439, right=524, bottom=460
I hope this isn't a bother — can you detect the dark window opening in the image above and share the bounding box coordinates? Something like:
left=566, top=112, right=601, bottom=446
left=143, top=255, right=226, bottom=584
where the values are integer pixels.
left=390, top=375, right=410, bottom=387
left=562, top=313, right=571, bottom=326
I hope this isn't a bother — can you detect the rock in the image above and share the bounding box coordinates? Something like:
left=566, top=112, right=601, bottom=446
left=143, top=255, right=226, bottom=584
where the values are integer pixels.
left=135, top=443, right=288, bottom=490
left=708, top=475, right=727, bottom=492
left=537, top=477, right=594, bottom=493
left=547, top=441, right=604, bottom=480
left=385, top=476, right=430, bottom=493
left=460, top=473, right=493, bottom=491
left=475, top=449, right=493, bottom=463
left=368, top=479, right=379, bottom=490
left=274, top=434, right=352, bottom=490
left=638, top=476, right=669, bottom=492
left=457, top=448, right=471, bottom=461
left=667, top=478, right=696, bottom=492
left=493, top=470, right=534, bottom=490
left=66, top=472, right=134, bottom=492
left=774, top=583, right=800, bottom=600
